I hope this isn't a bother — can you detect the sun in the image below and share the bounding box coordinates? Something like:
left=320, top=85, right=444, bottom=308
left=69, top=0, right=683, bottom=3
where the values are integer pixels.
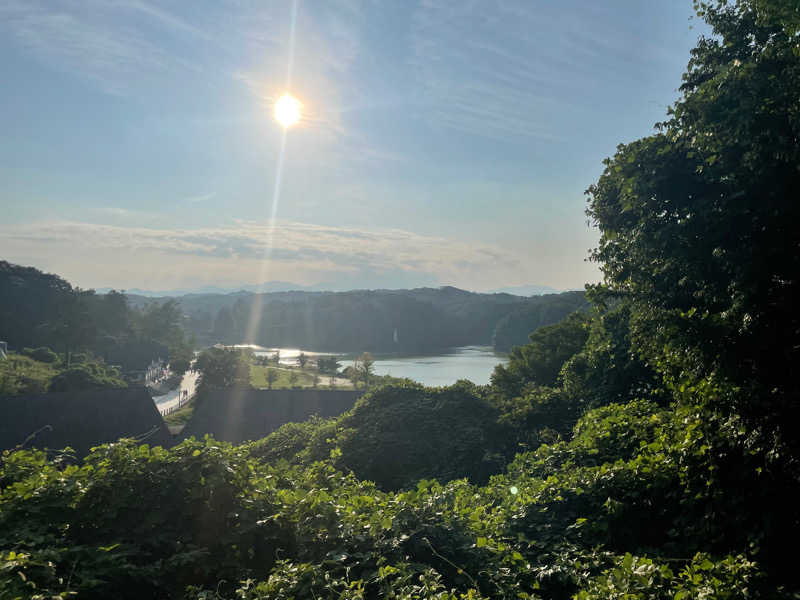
left=274, top=93, right=301, bottom=127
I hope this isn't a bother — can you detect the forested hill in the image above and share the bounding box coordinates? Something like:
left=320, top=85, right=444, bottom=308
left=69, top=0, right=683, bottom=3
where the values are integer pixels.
left=0, top=261, right=194, bottom=374
left=128, top=287, right=588, bottom=352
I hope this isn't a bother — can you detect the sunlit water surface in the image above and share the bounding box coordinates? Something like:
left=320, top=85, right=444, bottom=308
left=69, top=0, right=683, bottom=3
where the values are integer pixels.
left=235, top=345, right=507, bottom=386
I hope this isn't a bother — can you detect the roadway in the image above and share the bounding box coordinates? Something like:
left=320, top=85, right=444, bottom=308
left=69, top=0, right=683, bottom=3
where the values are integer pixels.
left=153, top=369, right=199, bottom=415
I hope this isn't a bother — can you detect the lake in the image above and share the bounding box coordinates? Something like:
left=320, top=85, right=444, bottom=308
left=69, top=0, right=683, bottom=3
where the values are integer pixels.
left=239, top=345, right=508, bottom=386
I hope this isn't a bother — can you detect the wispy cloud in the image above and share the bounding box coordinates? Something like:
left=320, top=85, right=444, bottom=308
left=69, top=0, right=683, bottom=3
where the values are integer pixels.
left=183, top=193, right=216, bottom=204
left=1, top=219, right=521, bottom=289
left=407, top=1, right=563, bottom=142
left=406, top=1, right=667, bottom=142
left=0, top=1, right=176, bottom=95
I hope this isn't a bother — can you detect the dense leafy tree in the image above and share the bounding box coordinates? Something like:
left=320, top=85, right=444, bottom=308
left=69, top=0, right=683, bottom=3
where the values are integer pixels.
left=559, top=302, right=664, bottom=410
left=194, top=348, right=250, bottom=394
left=491, top=311, right=590, bottom=398
left=317, top=355, right=341, bottom=375
left=586, top=0, right=800, bottom=580
left=355, top=351, right=375, bottom=388
left=587, top=0, right=800, bottom=428
left=0, top=261, right=73, bottom=350
left=265, top=368, right=278, bottom=389
left=87, top=290, right=131, bottom=338
left=0, top=263, right=194, bottom=377
left=46, top=290, right=98, bottom=366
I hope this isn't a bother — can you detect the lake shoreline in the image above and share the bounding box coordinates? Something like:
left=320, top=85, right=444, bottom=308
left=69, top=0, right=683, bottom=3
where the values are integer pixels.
left=221, top=344, right=508, bottom=387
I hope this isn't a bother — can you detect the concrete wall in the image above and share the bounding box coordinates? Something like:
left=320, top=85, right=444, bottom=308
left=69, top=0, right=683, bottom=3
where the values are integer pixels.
left=180, top=389, right=362, bottom=444
left=0, top=387, right=172, bottom=456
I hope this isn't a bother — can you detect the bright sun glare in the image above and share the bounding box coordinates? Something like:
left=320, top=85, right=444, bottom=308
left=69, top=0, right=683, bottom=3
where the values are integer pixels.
left=274, top=93, right=301, bottom=127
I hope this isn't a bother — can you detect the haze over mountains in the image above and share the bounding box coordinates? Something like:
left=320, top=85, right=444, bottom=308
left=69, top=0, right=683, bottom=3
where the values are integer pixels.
left=99, top=282, right=564, bottom=298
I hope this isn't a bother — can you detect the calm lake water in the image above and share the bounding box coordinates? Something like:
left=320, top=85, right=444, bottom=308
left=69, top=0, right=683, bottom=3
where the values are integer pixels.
left=239, top=345, right=508, bottom=386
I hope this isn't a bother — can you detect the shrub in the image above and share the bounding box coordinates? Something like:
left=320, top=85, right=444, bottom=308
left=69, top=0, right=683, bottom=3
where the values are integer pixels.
left=22, top=346, right=59, bottom=363
left=48, top=363, right=126, bottom=392
left=331, top=382, right=508, bottom=489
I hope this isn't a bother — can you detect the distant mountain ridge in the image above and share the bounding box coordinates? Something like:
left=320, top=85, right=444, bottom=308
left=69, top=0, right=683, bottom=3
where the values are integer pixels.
left=488, top=284, right=561, bottom=296
left=100, top=282, right=564, bottom=298
left=95, top=281, right=314, bottom=297
left=124, top=285, right=588, bottom=353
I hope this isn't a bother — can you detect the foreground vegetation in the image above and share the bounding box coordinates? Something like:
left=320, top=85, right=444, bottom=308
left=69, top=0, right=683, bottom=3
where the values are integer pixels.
left=2, top=1, right=799, bottom=597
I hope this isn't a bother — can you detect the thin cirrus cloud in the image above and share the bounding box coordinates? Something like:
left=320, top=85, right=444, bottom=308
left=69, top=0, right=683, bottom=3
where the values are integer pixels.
left=1, top=220, right=521, bottom=289
left=0, top=0, right=186, bottom=96
left=405, top=0, right=672, bottom=142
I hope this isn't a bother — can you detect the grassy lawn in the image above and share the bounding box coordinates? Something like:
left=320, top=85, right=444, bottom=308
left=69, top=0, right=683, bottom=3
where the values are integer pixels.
left=250, top=365, right=348, bottom=389
left=162, top=401, right=195, bottom=426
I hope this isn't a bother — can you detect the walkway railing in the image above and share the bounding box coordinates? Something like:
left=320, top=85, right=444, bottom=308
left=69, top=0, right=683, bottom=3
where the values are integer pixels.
left=159, top=391, right=194, bottom=417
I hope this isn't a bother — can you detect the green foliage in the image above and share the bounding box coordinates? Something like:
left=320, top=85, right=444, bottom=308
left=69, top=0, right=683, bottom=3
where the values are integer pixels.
left=1, top=352, right=126, bottom=396
left=249, top=416, right=335, bottom=464
left=584, top=0, right=800, bottom=579
left=560, top=303, right=663, bottom=410
left=0, top=353, right=59, bottom=396
left=21, top=346, right=58, bottom=363
left=317, top=355, right=341, bottom=375
left=317, top=382, right=507, bottom=489
left=48, top=362, right=127, bottom=392
left=0, top=262, right=194, bottom=377
left=587, top=0, right=800, bottom=435
left=569, top=400, right=667, bottom=465
left=492, top=312, right=591, bottom=398
left=0, top=398, right=780, bottom=599
left=351, top=351, right=375, bottom=388
left=575, top=552, right=759, bottom=599
left=492, top=386, right=579, bottom=452
left=195, top=348, right=250, bottom=394
left=162, top=401, right=196, bottom=426
left=251, top=365, right=315, bottom=389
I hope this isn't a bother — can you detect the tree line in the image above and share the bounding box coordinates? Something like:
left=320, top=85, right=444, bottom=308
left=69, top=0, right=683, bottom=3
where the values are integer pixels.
left=135, top=286, right=587, bottom=353
left=0, top=262, right=194, bottom=382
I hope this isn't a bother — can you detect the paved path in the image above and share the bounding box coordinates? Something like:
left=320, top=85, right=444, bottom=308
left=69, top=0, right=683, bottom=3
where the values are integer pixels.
left=153, top=369, right=199, bottom=414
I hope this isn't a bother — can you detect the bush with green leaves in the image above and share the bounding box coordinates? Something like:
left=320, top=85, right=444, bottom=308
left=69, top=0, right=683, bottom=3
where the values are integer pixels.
left=21, top=346, right=59, bottom=364
left=47, top=361, right=127, bottom=392
left=574, top=553, right=760, bottom=600
left=304, top=381, right=508, bottom=490
left=0, top=353, right=59, bottom=396
left=2, top=379, right=787, bottom=599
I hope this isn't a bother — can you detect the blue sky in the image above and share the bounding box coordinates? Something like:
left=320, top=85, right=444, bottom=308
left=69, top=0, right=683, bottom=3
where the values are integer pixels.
left=0, top=0, right=705, bottom=292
